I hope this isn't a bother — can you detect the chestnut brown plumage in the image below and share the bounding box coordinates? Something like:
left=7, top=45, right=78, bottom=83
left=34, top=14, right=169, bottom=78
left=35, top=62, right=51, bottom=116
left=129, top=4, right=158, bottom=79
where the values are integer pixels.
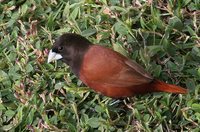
left=48, top=33, right=187, bottom=98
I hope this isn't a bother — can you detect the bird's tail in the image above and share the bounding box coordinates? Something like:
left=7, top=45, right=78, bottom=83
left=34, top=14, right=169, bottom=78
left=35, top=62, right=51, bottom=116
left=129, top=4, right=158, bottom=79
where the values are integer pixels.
left=151, top=79, right=188, bottom=94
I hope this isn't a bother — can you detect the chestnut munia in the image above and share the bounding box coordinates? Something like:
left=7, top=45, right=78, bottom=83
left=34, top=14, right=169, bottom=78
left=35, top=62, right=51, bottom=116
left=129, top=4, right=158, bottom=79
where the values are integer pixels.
left=48, top=33, right=187, bottom=98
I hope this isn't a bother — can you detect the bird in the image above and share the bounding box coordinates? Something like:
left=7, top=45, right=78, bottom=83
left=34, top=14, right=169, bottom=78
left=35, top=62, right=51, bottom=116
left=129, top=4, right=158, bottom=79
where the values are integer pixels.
left=47, top=33, right=187, bottom=98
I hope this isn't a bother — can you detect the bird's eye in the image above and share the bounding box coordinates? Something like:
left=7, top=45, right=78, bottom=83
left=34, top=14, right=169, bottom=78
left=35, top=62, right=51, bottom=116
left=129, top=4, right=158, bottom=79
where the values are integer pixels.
left=58, top=46, right=63, bottom=51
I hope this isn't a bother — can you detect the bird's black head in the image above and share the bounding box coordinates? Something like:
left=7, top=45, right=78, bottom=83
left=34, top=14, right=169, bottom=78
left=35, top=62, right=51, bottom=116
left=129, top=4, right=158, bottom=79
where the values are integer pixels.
left=48, top=33, right=92, bottom=77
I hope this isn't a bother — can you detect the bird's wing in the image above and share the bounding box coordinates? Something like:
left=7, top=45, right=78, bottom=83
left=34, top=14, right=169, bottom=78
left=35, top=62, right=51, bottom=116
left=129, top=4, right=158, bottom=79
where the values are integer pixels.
left=80, top=45, right=153, bottom=87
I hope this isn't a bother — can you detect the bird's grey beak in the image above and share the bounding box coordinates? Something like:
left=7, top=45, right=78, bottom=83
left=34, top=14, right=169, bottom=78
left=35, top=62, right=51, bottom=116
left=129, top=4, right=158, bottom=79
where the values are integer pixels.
left=47, top=50, right=63, bottom=63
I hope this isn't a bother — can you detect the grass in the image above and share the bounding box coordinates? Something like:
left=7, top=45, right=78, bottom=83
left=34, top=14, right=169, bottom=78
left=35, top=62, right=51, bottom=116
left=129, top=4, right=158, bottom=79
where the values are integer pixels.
left=0, top=0, right=200, bottom=131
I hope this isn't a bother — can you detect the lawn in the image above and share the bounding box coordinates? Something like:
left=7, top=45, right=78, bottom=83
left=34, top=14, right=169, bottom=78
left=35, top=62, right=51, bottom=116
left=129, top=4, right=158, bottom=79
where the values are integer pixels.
left=0, top=0, right=200, bottom=131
